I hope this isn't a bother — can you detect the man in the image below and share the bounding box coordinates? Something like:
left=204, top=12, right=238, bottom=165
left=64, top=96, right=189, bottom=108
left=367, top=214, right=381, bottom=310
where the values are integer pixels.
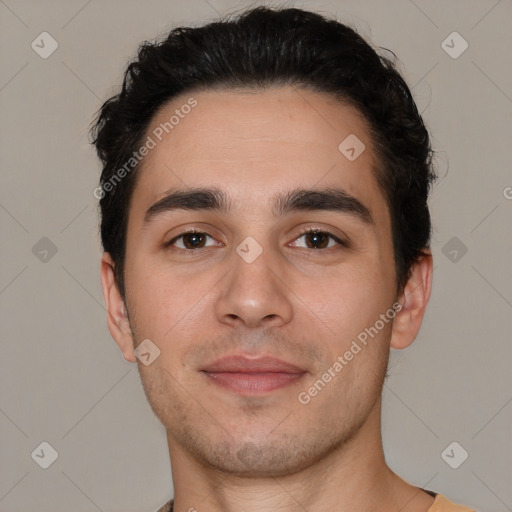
left=91, top=6, right=476, bottom=512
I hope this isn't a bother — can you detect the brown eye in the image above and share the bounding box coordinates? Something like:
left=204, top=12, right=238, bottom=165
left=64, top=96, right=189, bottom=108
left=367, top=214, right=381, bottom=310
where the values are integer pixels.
left=167, top=232, right=216, bottom=250
left=304, top=231, right=330, bottom=249
left=291, top=229, right=346, bottom=250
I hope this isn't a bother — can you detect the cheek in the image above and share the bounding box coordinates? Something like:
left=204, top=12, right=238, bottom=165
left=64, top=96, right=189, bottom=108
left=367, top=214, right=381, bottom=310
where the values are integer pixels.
left=125, top=256, right=215, bottom=344
left=295, top=258, right=394, bottom=344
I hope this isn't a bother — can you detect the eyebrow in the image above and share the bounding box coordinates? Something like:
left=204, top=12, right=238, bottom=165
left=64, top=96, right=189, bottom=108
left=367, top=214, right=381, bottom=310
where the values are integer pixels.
left=143, top=186, right=374, bottom=226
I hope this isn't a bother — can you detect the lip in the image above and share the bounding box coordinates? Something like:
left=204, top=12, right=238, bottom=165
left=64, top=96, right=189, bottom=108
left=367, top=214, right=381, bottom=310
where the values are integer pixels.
left=202, top=355, right=305, bottom=373
left=201, top=355, right=307, bottom=394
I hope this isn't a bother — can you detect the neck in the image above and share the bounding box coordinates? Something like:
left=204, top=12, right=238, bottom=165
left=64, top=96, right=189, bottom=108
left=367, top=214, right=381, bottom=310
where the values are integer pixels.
left=167, top=400, right=434, bottom=512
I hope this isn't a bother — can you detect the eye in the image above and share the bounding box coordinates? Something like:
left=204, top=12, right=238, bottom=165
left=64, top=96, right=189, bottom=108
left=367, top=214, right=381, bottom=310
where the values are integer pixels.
left=290, top=228, right=347, bottom=250
left=166, top=230, right=219, bottom=250
left=165, top=227, right=347, bottom=252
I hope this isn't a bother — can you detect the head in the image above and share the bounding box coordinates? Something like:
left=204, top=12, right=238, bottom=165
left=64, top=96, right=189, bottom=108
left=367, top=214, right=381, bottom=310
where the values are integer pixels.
left=92, top=7, right=435, bottom=477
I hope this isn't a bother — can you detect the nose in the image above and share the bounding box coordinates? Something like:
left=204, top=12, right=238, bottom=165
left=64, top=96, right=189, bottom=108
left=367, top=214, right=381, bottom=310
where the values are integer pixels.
left=214, top=245, right=294, bottom=329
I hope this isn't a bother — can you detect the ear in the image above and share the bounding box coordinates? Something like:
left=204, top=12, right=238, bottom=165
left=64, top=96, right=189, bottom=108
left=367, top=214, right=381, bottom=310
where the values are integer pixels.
left=390, top=251, right=433, bottom=350
left=100, top=252, right=136, bottom=362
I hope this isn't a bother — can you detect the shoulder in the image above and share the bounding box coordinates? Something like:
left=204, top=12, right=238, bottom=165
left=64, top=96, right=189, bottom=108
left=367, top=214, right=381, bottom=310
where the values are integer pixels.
left=155, top=495, right=476, bottom=512
left=428, top=494, right=477, bottom=512
left=155, top=498, right=173, bottom=512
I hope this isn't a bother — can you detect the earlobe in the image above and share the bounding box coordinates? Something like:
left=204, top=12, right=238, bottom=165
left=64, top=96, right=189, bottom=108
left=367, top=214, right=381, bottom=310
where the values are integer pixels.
left=100, top=253, right=136, bottom=362
left=390, top=251, right=433, bottom=350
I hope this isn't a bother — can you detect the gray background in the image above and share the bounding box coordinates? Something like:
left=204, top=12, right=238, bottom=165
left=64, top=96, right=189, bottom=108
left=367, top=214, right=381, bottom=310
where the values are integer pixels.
left=1, top=0, right=511, bottom=511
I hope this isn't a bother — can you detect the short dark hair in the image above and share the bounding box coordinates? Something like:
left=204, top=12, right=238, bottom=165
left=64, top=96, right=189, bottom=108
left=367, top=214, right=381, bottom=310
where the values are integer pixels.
left=90, top=6, right=436, bottom=300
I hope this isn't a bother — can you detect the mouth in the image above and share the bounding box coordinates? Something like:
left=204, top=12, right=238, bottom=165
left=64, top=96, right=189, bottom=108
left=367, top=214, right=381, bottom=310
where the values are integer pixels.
left=201, top=355, right=307, bottom=394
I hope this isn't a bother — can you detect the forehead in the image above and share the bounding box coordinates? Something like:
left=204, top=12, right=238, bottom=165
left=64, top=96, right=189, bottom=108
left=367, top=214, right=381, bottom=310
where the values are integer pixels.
left=129, top=86, right=388, bottom=225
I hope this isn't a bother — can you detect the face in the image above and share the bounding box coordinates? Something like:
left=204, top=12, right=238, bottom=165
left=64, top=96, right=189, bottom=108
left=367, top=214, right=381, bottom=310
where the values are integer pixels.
left=110, top=86, right=401, bottom=477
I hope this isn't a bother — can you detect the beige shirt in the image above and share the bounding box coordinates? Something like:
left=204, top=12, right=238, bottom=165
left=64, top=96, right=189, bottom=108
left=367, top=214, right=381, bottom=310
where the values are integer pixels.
left=155, top=491, right=477, bottom=511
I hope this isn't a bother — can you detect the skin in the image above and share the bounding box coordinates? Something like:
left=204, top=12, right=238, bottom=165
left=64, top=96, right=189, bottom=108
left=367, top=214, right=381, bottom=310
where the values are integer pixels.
left=101, top=86, right=434, bottom=512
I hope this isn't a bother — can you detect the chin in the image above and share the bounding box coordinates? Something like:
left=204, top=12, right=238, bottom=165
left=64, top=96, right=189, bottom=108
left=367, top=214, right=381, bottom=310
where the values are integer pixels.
left=174, top=429, right=350, bottom=478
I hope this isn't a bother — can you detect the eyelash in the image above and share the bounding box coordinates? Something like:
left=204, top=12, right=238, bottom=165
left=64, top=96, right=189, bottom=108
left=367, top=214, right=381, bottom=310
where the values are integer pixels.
left=294, top=227, right=348, bottom=249
left=166, top=227, right=348, bottom=251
